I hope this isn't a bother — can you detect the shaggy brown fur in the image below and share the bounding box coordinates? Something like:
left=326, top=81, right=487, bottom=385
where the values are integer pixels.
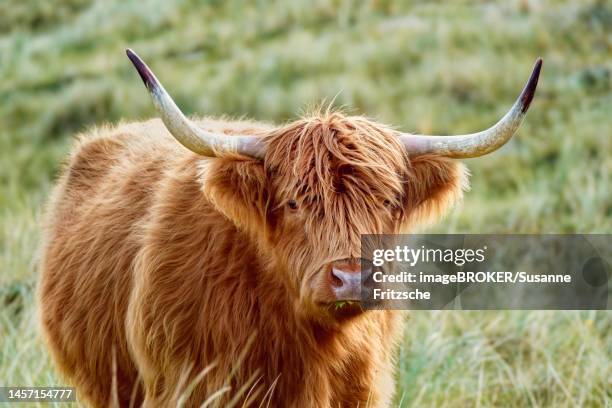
left=38, top=111, right=467, bottom=407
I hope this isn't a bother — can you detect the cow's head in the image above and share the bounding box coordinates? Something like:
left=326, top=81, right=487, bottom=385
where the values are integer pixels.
left=127, top=50, right=541, bottom=324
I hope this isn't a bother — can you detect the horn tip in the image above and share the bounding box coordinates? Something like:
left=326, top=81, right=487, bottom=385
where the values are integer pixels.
left=126, top=48, right=159, bottom=92
left=519, top=57, right=543, bottom=113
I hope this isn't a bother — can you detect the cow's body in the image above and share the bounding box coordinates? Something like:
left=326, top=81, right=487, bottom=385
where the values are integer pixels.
left=40, top=117, right=445, bottom=407
left=39, top=50, right=540, bottom=407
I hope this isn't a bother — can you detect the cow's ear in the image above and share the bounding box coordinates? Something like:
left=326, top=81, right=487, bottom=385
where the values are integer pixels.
left=400, top=156, right=469, bottom=230
left=200, top=159, right=270, bottom=233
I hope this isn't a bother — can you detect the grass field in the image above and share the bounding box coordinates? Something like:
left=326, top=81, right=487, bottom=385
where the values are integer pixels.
left=1, top=0, right=611, bottom=406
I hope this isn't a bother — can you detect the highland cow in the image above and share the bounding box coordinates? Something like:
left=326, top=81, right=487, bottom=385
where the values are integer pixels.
left=38, top=50, right=541, bottom=407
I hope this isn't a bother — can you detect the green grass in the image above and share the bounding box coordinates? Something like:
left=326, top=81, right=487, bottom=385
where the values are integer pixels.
left=0, top=0, right=611, bottom=406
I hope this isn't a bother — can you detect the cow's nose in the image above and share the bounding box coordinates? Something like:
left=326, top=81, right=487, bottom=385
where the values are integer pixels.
left=329, top=258, right=372, bottom=301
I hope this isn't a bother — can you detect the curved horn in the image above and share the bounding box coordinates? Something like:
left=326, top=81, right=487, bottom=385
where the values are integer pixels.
left=126, top=49, right=265, bottom=158
left=399, top=58, right=542, bottom=158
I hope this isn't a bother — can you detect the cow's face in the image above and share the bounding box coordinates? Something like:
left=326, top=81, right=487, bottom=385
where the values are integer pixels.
left=204, top=112, right=467, bottom=324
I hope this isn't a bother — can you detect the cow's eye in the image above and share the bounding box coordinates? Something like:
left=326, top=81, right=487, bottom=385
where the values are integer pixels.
left=383, top=199, right=391, bottom=207
left=287, top=200, right=299, bottom=210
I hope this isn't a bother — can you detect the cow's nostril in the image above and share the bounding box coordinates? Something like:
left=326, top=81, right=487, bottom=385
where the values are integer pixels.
left=331, top=268, right=360, bottom=287
left=329, top=267, right=362, bottom=302
left=330, top=269, right=344, bottom=287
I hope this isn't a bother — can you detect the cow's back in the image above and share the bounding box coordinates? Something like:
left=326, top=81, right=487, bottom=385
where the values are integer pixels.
left=38, top=119, right=181, bottom=407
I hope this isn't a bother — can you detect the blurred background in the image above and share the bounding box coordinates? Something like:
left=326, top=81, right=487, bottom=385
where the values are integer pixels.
left=0, top=0, right=610, bottom=406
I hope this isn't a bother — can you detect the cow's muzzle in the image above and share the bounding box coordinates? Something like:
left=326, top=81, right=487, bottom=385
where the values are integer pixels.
left=328, top=258, right=373, bottom=302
